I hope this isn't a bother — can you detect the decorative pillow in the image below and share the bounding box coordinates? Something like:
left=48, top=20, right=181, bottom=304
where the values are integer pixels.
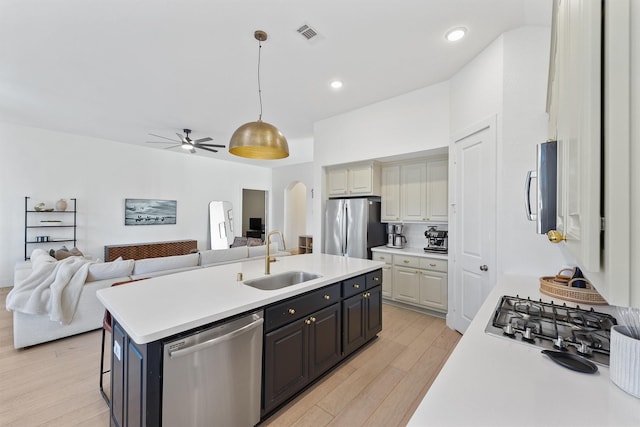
left=231, top=237, right=247, bottom=248
left=199, top=246, right=249, bottom=266
left=132, top=253, right=199, bottom=275
left=87, top=258, right=135, bottom=282
left=247, top=237, right=263, bottom=247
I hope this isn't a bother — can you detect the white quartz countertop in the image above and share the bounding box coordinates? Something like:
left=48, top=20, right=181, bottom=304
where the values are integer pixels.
left=97, top=253, right=383, bottom=344
left=408, top=275, right=640, bottom=426
left=371, top=246, right=448, bottom=260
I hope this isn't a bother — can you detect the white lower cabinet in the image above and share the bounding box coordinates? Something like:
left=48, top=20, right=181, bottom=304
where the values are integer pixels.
left=374, top=251, right=448, bottom=314
left=418, top=270, right=448, bottom=312
left=393, top=267, right=421, bottom=304
left=373, top=252, right=394, bottom=298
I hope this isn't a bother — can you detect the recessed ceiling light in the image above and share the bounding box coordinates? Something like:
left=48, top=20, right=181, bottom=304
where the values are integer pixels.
left=445, top=27, right=467, bottom=42
left=330, top=80, right=343, bottom=90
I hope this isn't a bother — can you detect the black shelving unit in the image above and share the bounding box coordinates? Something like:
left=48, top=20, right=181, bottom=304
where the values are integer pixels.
left=24, top=197, right=77, bottom=260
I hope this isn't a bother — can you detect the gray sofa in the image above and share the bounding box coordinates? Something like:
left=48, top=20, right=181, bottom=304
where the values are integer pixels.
left=11, top=243, right=287, bottom=348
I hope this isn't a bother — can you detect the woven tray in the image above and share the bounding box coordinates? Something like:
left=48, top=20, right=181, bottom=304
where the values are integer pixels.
left=539, top=273, right=607, bottom=305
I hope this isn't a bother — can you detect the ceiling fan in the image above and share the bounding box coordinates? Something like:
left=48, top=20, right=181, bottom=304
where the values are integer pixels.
left=146, top=129, right=225, bottom=154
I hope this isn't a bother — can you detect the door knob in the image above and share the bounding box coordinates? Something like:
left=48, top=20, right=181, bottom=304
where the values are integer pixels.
left=547, top=230, right=565, bottom=243
left=480, top=265, right=488, bottom=272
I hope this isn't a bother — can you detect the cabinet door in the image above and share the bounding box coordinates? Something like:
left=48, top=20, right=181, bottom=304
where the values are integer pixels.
left=327, top=168, right=348, bottom=196
left=419, top=271, right=448, bottom=312
left=402, top=162, right=427, bottom=221
left=365, top=286, right=382, bottom=339
left=393, top=267, right=420, bottom=304
left=263, top=320, right=310, bottom=413
left=554, top=0, right=602, bottom=272
left=381, top=264, right=393, bottom=298
left=342, top=293, right=366, bottom=356
left=111, top=324, right=126, bottom=427
left=309, top=303, right=341, bottom=379
left=348, top=164, right=374, bottom=195
left=426, top=158, right=449, bottom=222
left=381, top=165, right=401, bottom=221
left=126, top=343, right=144, bottom=427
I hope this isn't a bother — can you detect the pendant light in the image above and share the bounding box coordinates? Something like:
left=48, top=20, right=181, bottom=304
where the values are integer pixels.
left=229, top=30, right=289, bottom=160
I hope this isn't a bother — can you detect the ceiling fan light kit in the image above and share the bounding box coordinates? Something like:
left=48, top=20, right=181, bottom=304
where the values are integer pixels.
left=229, top=30, right=289, bottom=160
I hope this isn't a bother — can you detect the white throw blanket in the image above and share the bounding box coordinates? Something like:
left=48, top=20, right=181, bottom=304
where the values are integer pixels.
left=6, top=256, right=95, bottom=324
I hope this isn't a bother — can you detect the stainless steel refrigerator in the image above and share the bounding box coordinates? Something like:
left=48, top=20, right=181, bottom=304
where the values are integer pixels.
left=324, top=197, right=386, bottom=259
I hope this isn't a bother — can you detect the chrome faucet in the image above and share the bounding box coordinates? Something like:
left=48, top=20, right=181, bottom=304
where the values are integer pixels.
left=265, top=230, right=286, bottom=275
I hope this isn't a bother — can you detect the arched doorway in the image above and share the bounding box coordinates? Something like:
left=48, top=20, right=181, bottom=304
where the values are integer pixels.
left=284, top=181, right=307, bottom=252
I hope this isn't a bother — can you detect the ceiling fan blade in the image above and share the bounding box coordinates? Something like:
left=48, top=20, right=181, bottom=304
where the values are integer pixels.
left=194, top=137, right=213, bottom=143
left=196, top=146, right=219, bottom=153
left=163, top=144, right=182, bottom=150
left=148, top=133, right=180, bottom=143
left=146, top=141, right=175, bottom=144
left=196, top=143, right=226, bottom=148
left=176, top=132, right=187, bottom=143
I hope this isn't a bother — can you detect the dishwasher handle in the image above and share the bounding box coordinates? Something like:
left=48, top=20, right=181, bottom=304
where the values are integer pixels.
left=168, top=316, right=264, bottom=359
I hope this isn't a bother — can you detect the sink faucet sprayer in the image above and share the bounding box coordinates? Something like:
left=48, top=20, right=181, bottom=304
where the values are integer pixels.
left=265, top=231, right=286, bottom=275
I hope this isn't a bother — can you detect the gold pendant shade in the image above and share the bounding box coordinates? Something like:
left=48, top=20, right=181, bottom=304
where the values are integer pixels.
left=229, top=30, right=289, bottom=160
left=228, top=119, right=289, bottom=160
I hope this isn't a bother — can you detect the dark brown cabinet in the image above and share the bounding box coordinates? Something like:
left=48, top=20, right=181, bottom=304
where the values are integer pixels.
left=263, top=291, right=341, bottom=415
left=343, top=285, right=382, bottom=356
left=343, top=270, right=383, bottom=357
left=109, top=321, right=162, bottom=427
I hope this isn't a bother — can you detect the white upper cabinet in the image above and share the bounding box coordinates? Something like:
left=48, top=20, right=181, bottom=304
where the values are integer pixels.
left=381, top=156, right=449, bottom=223
left=548, top=0, right=633, bottom=306
left=327, top=161, right=380, bottom=197
left=425, top=157, right=449, bottom=222
left=402, top=161, right=428, bottom=221
left=381, top=165, right=401, bottom=222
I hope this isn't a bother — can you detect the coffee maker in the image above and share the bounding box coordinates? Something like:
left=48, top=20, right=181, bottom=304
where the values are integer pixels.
left=424, top=226, right=448, bottom=253
left=386, top=224, right=407, bottom=249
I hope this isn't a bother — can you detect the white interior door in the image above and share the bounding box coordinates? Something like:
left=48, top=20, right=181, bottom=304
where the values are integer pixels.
left=448, top=118, right=497, bottom=334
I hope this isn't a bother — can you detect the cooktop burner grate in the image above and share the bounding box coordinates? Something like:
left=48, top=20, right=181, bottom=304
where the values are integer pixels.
left=485, top=295, right=617, bottom=366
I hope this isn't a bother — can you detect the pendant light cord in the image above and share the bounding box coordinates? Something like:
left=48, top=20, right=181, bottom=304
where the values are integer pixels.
left=257, top=39, right=263, bottom=121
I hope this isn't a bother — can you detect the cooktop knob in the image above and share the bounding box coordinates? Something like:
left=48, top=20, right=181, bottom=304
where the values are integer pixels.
left=577, top=342, right=592, bottom=356
left=522, top=327, right=534, bottom=341
left=553, top=336, right=567, bottom=350
left=503, top=324, right=515, bottom=337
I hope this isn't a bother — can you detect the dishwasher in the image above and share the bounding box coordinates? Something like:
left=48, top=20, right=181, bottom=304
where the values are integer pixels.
left=162, top=310, right=264, bottom=427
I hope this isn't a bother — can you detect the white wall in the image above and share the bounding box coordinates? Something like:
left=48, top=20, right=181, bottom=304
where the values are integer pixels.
left=271, top=162, right=314, bottom=250
left=312, top=82, right=450, bottom=248
left=0, top=121, right=271, bottom=285
left=499, top=26, right=571, bottom=275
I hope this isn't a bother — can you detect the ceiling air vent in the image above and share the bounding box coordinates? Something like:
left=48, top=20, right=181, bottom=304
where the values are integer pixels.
left=296, top=24, right=318, bottom=41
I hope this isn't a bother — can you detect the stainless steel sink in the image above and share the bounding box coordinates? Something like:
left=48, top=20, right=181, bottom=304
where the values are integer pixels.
left=244, top=271, right=322, bottom=291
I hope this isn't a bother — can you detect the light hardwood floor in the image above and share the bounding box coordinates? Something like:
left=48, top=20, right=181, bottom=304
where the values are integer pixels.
left=0, top=287, right=460, bottom=427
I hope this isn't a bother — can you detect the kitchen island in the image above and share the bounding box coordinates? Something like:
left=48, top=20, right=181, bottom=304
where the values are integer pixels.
left=97, top=253, right=384, bottom=426
left=408, top=275, right=640, bottom=426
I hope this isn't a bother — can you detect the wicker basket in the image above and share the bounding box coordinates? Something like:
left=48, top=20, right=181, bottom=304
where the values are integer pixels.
left=539, top=269, right=607, bottom=305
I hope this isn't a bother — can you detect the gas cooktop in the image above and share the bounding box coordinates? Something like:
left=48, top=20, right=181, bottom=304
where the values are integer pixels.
left=484, top=295, right=617, bottom=366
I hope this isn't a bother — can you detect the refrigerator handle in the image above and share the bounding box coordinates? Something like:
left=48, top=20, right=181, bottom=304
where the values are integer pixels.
left=525, top=170, right=537, bottom=221
left=342, top=203, right=348, bottom=255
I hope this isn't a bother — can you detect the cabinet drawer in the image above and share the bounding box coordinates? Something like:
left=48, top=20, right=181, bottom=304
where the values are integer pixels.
left=265, top=283, right=340, bottom=332
left=366, top=269, right=383, bottom=289
left=394, top=255, right=420, bottom=268
left=372, top=253, right=392, bottom=264
left=419, top=258, right=447, bottom=272
left=342, top=275, right=367, bottom=298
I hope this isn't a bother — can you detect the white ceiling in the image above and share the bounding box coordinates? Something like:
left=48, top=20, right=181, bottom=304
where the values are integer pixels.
left=0, top=0, right=551, bottom=167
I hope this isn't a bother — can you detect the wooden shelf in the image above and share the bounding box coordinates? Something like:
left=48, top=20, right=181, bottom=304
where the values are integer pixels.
left=298, top=235, right=313, bottom=254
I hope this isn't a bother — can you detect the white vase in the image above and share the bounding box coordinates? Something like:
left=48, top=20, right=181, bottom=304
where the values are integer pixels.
left=55, top=199, right=67, bottom=211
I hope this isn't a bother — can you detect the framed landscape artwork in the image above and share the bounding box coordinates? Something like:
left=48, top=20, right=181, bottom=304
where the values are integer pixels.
left=125, top=198, right=177, bottom=225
